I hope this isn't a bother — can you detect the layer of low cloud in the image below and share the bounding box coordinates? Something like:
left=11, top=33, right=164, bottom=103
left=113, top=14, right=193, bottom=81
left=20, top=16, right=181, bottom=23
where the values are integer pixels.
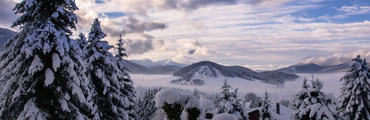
left=304, top=49, right=370, bottom=66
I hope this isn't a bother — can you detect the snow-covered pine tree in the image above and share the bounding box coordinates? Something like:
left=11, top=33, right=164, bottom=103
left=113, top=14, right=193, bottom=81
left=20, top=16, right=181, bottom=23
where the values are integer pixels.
left=114, top=35, right=137, bottom=119
left=289, top=78, right=310, bottom=110
left=0, top=0, right=97, bottom=119
left=216, top=79, right=233, bottom=113
left=259, top=91, right=271, bottom=120
left=76, top=33, right=88, bottom=49
left=290, top=78, right=342, bottom=120
left=84, top=18, right=132, bottom=119
left=115, top=35, right=127, bottom=58
left=136, top=88, right=163, bottom=120
left=215, top=79, right=248, bottom=120
left=337, top=55, right=370, bottom=120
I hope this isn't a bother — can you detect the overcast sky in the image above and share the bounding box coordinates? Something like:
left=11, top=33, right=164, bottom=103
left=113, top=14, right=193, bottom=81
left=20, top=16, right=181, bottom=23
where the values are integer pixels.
left=1, top=0, right=370, bottom=70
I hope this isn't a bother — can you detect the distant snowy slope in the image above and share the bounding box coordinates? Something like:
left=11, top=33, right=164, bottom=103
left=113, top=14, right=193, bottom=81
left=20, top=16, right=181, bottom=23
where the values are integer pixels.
left=277, top=63, right=322, bottom=74
left=152, top=65, right=183, bottom=74
left=174, top=61, right=264, bottom=79
left=0, top=28, right=16, bottom=50
left=172, top=61, right=298, bottom=85
left=277, top=62, right=357, bottom=74
left=121, top=60, right=182, bottom=74
left=318, top=62, right=350, bottom=73
left=130, top=59, right=187, bottom=68
left=260, top=71, right=299, bottom=84
left=121, top=60, right=155, bottom=74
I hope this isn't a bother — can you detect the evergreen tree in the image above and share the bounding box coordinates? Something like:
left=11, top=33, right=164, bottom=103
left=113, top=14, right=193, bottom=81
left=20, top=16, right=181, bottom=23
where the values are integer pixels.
left=115, top=35, right=127, bottom=58
left=337, top=55, right=370, bottom=120
left=136, top=88, right=163, bottom=120
left=84, top=18, right=132, bottom=119
left=0, top=0, right=96, bottom=119
left=215, top=79, right=248, bottom=120
left=114, top=35, right=137, bottom=119
left=76, top=33, right=87, bottom=49
left=289, top=78, right=310, bottom=110
left=290, top=77, right=342, bottom=120
left=260, top=91, right=271, bottom=120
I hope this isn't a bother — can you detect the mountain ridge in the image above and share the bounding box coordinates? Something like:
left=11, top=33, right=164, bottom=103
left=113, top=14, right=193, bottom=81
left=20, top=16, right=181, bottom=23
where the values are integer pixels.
left=0, top=28, right=16, bottom=51
left=172, top=61, right=299, bottom=85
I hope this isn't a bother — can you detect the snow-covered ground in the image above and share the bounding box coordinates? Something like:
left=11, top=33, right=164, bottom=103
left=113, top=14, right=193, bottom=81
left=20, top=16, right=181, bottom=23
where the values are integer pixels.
left=131, top=72, right=345, bottom=102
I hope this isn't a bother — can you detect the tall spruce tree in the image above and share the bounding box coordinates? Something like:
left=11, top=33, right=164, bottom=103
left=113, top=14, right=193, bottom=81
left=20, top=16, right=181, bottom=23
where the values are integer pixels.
left=76, top=33, right=87, bottom=49
left=115, top=35, right=127, bottom=58
left=289, top=78, right=310, bottom=110
left=337, top=55, right=370, bottom=120
left=84, top=18, right=133, bottom=119
left=0, top=0, right=96, bottom=119
left=115, top=35, right=137, bottom=119
left=290, top=78, right=342, bottom=120
left=215, top=79, right=248, bottom=120
left=260, top=91, right=271, bottom=120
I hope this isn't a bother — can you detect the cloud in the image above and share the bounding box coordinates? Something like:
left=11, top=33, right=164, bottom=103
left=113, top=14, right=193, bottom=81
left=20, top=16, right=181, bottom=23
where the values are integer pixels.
left=171, top=54, right=195, bottom=64
left=119, top=33, right=168, bottom=55
left=304, top=49, right=370, bottom=66
left=319, top=5, right=370, bottom=21
left=188, top=49, right=196, bottom=54
left=0, top=0, right=17, bottom=28
left=74, top=1, right=168, bottom=55
left=244, top=0, right=293, bottom=7
left=101, top=0, right=239, bottom=14
left=182, top=0, right=238, bottom=11
left=102, top=16, right=167, bottom=37
left=175, top=39, right=216, bottom=56
left=337, top=5, right=370, bottom=15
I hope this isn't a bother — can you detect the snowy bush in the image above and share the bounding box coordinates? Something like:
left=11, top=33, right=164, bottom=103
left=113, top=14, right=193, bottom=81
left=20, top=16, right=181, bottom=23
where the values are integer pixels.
left=244, top=92, right=262, bottom=108
left=212, top=113, right=237, bottom=120
left=200, top=99, right=216, bottom=119
left=155, top=88, right=205, bottom=120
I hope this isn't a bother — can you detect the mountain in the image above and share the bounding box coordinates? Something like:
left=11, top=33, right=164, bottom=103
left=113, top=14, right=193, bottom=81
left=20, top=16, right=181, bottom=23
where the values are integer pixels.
left=171, top=61, right=299, bottom=85
left=277, top=62, right=356, bottom=74
left=121, top=60, right=182, bottom=74
left=318, top=62, right=350, bottom=73
left=259, top=71, right=300, bottom=84
left=276, top=63, right=323, bottom=74
left=0, top=28, right=16, bottom=50
left=130, top=59, right=187, bottom=68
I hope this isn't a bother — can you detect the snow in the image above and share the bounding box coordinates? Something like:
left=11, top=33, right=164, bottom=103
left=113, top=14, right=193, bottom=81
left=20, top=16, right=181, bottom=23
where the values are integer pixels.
left=28, top=56, right=43, bottom=75
left=17, top=98, right=48, bottom=120
left=269, top=103, right=294, bottom=120
left=44, top=68, right=54, bottom=86
left=52, top=53, right=61, bottom=71
left=131, top=72, right=345, bottom=102
left=154, top=88, right=183, bottom=107
left=182, top=93, right=201, bottom=109
left=199, top=99, right=216, bottom=114
left=211, top=113, right=237, bottom=120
